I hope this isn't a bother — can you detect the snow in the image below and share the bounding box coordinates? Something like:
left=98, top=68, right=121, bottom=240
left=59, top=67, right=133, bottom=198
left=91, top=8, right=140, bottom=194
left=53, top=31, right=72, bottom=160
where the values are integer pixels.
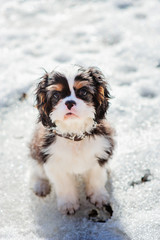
left=0, top=0, right=160, bottom=239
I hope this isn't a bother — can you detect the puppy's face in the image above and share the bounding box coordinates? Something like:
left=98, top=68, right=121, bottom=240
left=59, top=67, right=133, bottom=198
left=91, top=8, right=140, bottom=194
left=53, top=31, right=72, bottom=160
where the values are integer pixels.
left=36, top=66, right=110, bottom=134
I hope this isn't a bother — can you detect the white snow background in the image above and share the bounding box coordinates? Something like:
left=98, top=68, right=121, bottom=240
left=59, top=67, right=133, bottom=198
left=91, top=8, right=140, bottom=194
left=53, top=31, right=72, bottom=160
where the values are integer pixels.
left=0, top=0, right=160, bottom=239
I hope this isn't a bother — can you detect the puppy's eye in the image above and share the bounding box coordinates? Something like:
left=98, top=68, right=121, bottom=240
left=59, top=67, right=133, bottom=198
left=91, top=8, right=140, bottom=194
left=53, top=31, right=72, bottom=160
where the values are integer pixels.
left=53, top=91, right=60, bottom=100
left=78, top=88, right=88, bottom=97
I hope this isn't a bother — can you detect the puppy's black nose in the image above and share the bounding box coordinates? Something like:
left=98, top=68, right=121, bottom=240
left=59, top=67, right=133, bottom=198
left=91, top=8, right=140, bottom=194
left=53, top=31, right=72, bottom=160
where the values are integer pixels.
left=65, top=100, right=76, bottom=110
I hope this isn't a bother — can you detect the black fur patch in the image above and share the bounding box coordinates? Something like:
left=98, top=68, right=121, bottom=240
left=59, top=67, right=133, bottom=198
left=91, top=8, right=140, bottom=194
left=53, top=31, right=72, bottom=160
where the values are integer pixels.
left=50, top=72, right=71, bottom=98
left=39, top=132, right=56, bottom=163
left=90, top=123, right=115, bottom=167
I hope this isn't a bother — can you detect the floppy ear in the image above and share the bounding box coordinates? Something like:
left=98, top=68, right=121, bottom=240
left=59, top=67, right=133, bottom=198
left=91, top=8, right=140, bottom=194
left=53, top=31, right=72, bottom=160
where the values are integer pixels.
left=88, top=67, right=110, bottom=121
left=36, top=74, right=53, bottom=127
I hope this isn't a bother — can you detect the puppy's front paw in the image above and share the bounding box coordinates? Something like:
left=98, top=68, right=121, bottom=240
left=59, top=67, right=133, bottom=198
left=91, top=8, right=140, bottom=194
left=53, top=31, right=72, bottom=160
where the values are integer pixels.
left=33, top=178, right=51, bottom=197
left=87, top=190, right=109, bottom=208
left=58, top=198, right=80, bottom=215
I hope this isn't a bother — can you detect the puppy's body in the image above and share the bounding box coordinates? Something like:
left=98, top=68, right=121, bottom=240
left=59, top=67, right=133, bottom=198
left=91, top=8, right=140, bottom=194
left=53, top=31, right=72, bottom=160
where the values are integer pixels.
left=30, top=65, right=114, bottom=214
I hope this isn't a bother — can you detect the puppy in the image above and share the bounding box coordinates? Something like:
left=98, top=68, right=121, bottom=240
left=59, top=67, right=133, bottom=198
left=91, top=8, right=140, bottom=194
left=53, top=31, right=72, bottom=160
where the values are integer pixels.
left=29, top=65, right=115, bottom=215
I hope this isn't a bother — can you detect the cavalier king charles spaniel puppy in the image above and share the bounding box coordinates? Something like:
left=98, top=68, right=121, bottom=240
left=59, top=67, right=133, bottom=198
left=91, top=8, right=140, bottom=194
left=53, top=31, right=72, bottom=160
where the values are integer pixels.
left=30, top=65, right=115, bottom=215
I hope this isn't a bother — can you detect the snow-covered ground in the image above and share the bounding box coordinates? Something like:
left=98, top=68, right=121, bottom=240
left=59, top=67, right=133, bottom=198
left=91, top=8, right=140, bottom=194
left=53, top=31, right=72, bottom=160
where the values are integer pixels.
left=0, top=0, right=160, bottom=239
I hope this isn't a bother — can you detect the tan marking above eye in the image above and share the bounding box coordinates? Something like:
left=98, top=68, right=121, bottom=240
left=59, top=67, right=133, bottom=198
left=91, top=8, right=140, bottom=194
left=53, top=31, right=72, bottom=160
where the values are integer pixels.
left=46, top=84, right=63, bottom=91
left=74, top=81, right=89, bottom=90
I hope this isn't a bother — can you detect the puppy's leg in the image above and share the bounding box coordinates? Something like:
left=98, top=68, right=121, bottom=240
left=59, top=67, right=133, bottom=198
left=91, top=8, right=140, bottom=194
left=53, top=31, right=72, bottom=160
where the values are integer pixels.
left=30, top=163, right=51, bottom=197
left=84, top=164, right=109, bottom=208
left=44, top=163, right=79, bottom=214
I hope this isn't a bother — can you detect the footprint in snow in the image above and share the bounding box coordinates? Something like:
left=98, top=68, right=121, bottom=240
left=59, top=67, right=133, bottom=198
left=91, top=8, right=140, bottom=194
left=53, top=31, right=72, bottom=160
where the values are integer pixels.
left=55, top=54, right=71, bottom=63
left=116, top=2, right=133, bottom=10
left=140, top=88, right=157, bottom=99
left=118, top=65, right=137, bottom=73
left=135, top=13, right=147, bottom=19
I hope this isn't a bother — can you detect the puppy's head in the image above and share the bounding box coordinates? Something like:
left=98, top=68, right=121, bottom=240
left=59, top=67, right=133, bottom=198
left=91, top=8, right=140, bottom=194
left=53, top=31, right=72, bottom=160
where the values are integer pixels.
left=36, top=65, right=110, bottom=135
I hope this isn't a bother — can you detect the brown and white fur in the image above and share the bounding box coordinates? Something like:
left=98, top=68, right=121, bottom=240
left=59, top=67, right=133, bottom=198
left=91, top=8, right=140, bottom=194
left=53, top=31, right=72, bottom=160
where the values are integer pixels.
left=29, top=65, right=115, bottom=215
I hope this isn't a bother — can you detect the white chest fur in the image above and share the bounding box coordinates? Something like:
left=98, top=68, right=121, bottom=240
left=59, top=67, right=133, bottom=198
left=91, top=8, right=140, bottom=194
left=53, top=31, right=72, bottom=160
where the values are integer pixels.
left=44, top=135, right=111, bottom=174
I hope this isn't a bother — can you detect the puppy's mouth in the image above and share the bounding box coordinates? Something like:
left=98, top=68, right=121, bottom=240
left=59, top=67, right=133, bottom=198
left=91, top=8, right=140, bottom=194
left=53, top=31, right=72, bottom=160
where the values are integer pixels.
left=64, top=112, right=79, bottom=120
